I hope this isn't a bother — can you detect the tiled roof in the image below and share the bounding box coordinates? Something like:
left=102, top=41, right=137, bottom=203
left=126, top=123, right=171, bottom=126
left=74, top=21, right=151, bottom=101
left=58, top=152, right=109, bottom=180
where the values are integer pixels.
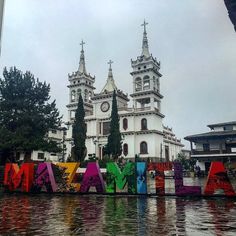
left=184, top=130, right=236, bottom=141
left=207, top=121, right=236, bottom=128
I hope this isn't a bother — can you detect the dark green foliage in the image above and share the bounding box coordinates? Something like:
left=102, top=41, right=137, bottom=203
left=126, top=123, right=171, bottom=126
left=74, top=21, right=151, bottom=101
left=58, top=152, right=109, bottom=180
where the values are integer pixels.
left=175, top=153, right=196, bottom=171
left=0, top=67, right=61, bottom=163
left=72, top=94, right=87, bottom=162
left=106, top=91, right=122, bottom=159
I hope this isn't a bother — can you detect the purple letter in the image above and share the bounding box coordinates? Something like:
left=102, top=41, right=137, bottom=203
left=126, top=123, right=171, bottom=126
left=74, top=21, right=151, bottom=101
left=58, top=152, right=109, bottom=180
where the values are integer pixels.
left=174, top=162, right=201, bottom=196
left=34, top=163, right=57, bottom=192
left=80, top=162, right=105, bottom=193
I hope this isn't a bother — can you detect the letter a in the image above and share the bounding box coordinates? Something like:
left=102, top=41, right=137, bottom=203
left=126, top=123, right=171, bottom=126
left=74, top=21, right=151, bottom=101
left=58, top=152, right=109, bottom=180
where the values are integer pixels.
left=204, top=162, right=235, bottom=196
left=80, top=162, right=105, bottom=193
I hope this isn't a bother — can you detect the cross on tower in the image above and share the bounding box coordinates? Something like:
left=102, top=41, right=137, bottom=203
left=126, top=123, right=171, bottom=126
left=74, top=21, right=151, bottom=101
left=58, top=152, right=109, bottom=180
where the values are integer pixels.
left=141, top=20, right=148, bottom=32
left=80, top=40, right=85, bottom=51
left=108, top=60, right=113, bottom=69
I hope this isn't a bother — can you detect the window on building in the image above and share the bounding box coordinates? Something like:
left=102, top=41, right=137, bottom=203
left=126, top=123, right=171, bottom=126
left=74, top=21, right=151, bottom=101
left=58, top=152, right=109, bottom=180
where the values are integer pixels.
left=140, top=141, right=148, bottom=154
left=51, top=129, right=57, bottom=134
left=203, top=143, right=210, bottom=152
left=123, top=118, right=128, bottom=130
left=70, top=110, right=75, bottom=119
left=37, top=152, right=45, bottom=160
left=84, top=89, right=88, bottom=102
left=103, top=122, right=110, bottom=135
left=143, top=76, right=150, bottom=90
left=89, top=91, right=92, bottom=102
left=77, top=89, right=81, bottom=99
left=99, top=122, right=102, bottom=134
left=141, top=118, right=147, bottom=130
left=223, top=125, right=233, bottom=131
left=231, top=147, right=236, bottom=153
left=157, top=78, right=160, bottom=91
left=123, top=143, right=128, bottom=156
left=71, top=90, right=75, bottom=102
left=165, top=145, right=169, bottom=162
left=153, top=76, right=156, bottom=90
left=135, top=77, right=142, bottom=91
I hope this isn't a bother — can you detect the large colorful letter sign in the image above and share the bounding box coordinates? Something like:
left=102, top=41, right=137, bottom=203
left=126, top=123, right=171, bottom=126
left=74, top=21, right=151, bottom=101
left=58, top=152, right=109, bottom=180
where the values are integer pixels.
left=136, top=162, right=147, bottom=194
left=174, top=162, right=201, bottom=196
left=33, top=163, right=57, bottom=192
left=148, top=162, right=172, bottom=195
left=56, top=162, right=80, bottom=190
left=4, top=163, right=34, bottom=192
left=106, top=162, right=136, bottom=193
left=80, top=162, right=105, bottom=193
left=204, top=162, right=235, bottom=196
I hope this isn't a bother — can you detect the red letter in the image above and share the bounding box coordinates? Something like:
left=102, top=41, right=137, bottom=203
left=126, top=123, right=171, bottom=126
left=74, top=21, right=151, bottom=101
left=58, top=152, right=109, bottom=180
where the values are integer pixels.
left=148, top=162, right=173, bottom=195
left=204, top=162, right=235, bottom=196
left=4, top=163, right=34, bottom=192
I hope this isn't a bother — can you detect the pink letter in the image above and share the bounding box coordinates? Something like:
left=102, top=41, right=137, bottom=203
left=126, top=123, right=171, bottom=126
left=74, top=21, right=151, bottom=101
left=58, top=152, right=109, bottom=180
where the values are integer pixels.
left=80, top=162, right=105, bottom=193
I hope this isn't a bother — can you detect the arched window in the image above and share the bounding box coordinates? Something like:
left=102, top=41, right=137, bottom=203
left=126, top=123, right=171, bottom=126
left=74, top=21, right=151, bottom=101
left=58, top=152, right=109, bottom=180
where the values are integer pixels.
left=84, top=89, right=88, bottom=102
left=77, top=89, right=81, bottom=100
left=70, top=110, right=75, bottom=119
left=123, top=143, right=128, bottom=156
left=135, top=77, right=142, bottom=91
left=153, top=76, right=156, bottom=91
left=140, top=141, right=148, bottom=154
left=141, top=118, right=147, bottom=130
left=88, top=91, right=92, bottom=102
left=123, top=118, right=128, bottom=130
left=143, top=76, right=150, bottom=90
left=71, top=90, right=75, bottom=102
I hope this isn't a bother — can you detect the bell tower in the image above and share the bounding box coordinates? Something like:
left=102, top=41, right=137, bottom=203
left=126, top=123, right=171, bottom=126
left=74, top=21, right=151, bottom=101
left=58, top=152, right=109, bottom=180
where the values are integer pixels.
left=67, top=40, right=95, bottom=121
left=130, top=20, right=163, bottom=113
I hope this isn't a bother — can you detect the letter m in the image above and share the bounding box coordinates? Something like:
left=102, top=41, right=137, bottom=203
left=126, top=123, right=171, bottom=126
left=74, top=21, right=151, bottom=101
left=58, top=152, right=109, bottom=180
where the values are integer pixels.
left=4, top=163, right=34, bottom=192
left=106, top=162, right=136, bottom=193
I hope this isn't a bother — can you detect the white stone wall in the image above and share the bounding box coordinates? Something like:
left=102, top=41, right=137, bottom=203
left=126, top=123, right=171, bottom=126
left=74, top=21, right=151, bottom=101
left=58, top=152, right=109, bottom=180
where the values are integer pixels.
left=19, top=150, right=60, bottom=162
left=163, top=141, right=183, bottom=161
left=93, top=99, right=112, bottom=118
left=64, top=106, right=184, bottom=161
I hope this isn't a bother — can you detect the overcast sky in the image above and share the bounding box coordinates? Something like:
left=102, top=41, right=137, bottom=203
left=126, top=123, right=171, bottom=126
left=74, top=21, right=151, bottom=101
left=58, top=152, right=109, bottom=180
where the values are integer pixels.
left=0, top=0, right=236, bottom=147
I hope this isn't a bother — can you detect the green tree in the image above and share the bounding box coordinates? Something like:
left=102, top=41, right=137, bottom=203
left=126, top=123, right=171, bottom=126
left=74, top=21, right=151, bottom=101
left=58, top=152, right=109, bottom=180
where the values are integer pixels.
left=106, top=90, right=122, bottom=160
left=72, top=94, right=87, bottom=162
left=0, top=67, right=61, bottom=164
left=176, top=153, right=196, bottom=171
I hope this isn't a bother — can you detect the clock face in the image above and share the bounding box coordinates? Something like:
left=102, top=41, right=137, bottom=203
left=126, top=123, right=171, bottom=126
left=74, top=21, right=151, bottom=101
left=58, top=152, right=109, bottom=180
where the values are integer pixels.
left=101, top=102, right=110, bottom=112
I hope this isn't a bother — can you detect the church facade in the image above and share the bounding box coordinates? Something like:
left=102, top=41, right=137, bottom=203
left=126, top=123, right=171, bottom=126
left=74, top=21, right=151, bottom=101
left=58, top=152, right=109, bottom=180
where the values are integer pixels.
left=65, top=21, right=184, bottom=162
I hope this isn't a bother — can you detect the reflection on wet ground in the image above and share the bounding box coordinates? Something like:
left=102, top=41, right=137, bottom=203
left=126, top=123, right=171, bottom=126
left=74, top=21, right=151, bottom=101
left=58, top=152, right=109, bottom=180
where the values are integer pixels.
left=0, top=193, right=236, bottom=235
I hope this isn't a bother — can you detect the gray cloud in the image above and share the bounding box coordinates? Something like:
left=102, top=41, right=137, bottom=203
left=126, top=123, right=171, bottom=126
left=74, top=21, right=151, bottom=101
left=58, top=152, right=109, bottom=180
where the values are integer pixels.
left=1, top=0, right=236, bottom=148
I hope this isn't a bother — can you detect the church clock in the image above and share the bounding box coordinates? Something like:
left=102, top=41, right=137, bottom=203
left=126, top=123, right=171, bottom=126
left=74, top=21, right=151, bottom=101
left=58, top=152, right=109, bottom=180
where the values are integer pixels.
left=101, top=101, right=110, bottom=112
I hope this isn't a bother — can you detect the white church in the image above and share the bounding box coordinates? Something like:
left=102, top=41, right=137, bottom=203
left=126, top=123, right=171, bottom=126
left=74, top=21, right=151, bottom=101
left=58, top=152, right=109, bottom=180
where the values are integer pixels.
left=64, top=21, right=184, bottom=162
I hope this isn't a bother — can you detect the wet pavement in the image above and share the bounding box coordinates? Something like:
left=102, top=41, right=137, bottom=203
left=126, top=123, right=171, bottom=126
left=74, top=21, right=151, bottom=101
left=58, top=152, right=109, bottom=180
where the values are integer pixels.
left=0, top=193, right=236, bottom=235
